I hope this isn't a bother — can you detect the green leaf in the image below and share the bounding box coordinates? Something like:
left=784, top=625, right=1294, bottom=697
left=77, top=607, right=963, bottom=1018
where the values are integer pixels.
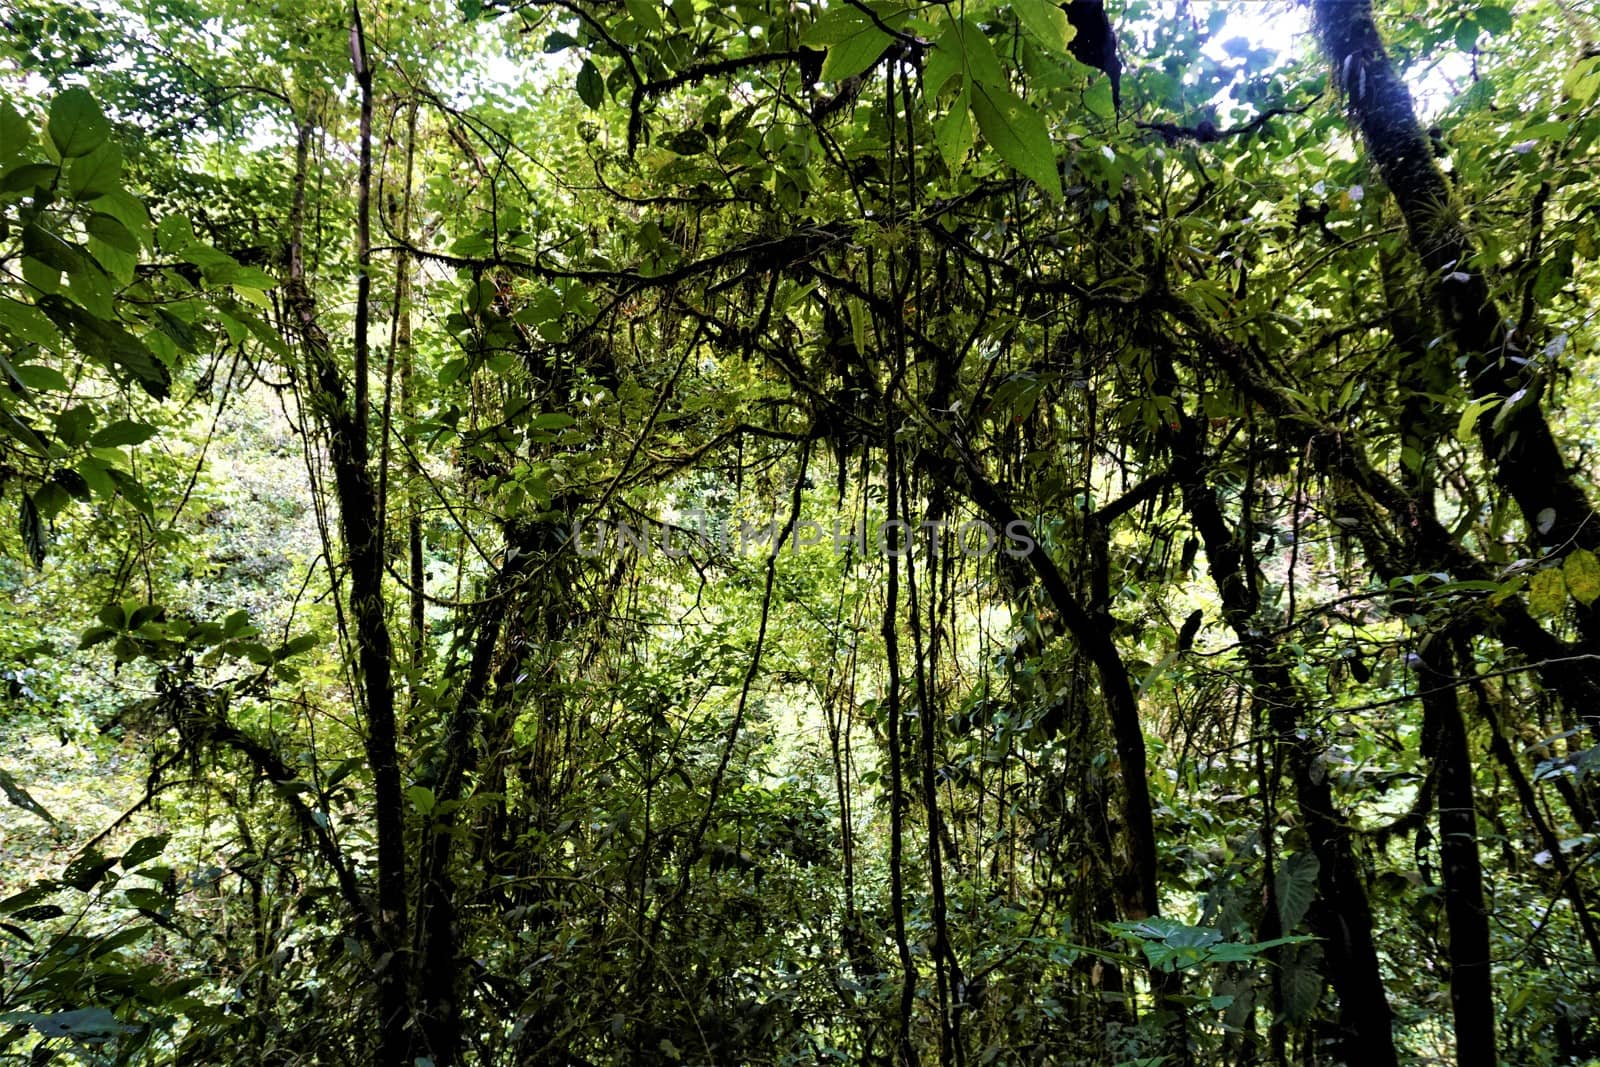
left=55, top=405, right=95, bottom=448
left=821, top=25, right=892, bottom=82
left=1529, top=566, right=1566, bottom=618
left=182, top=242, right=243, bottom=285
left=923, top=35, right=963, bottom=101
left=804, top=5, right=904, bottom=82
left=51, top=467, right=90, bottom=501
left=48, top=89, right=110, bottom=158
left=280, top=633, right=320, bottom=656
left=11, top=364, right=69, bottom=391
left=0, top=298, right=61, bottom=348
left=120, top=834, right=170, bottom=869
left=971, top=82, right=1061, bottom=199
left=1475, top=5, right=1512, bottom=34
left=802, top=4, right=875, bottom=46
left=18, top=492, right=46, bottom=567
left=88, top=234, right=137, bottom=287
left=408, top=785, right=437, bottom=814
left=936, top=90, right=976, bottom=170
left=21, top=223, right=83, bottom=273
left=1281, top=943, right=1325, bottom=1021
left=948, top=18, right=1006, bottom=87
left=62, top=847, right=117, bottom=891
left=624, top=0, right=663, bottom=33
left=1564, top=56, right=1600, bottom=105
left=0, top=101, right=31, bottom=162
left=32, top=480, right=71, bottom=519
left=156, top=213, right=196, bottom=253
left=1564, top=548, right=1600, bottom=607
left=1275, top=850, right=1319, bottom=932
left=67, top=141, right=122, bottom=199
left=66, top=254, right=115, bottom=319
left=77, top=455, right=116, bottom=499
left=577, top=59, right=605, bottom=109
left=79, top=626, right=116, bottom=651
left=37, top=296, right=171, bottom=399
left=0, top=162, right=58, bottom=193
left=91, top=189, right=152, bottom=248
left=0, top=883, right=61, bottom=915
left=89, top=420, right=157, bottom=448
left=86, top=213, right=138, bottom=252
left=1013, top=0, right=1076, bottom=54
left=1455, top=394, right=1499, bottom=443
left=0, top=768, right=56, bottom=825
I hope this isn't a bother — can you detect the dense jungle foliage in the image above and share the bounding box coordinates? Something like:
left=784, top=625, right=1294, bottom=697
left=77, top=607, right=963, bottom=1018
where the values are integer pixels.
left=2, top=0, right=1600, bottom=1063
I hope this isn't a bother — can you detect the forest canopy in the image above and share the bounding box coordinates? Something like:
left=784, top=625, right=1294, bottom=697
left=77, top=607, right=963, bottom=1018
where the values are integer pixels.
left=2, top=0, right=1600, bottom=1064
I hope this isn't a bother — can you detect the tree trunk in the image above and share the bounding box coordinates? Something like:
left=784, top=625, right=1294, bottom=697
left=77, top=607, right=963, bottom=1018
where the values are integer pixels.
left=287, top=90, right=410, bottom=1061
left=1417, top=638, right=1496, bottom=1065
left=1311, top=0, right=1600, bottom=644
left=1158, top=394, right=1398, bottom=1066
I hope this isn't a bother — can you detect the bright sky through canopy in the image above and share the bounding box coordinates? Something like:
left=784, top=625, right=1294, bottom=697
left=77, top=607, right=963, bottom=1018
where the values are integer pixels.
left=1196, top=0, right=1470, bottom=120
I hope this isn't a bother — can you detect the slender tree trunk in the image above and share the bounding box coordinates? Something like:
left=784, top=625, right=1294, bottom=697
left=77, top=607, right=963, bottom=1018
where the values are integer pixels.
left=286, top=72, right=410, bottom=1063
left=377, top=98, right=426, bottom=687
left=883, top=415, right=921, bottom=1067
left=1416, top=638, right=1496, bottom=1066
left=904, top=474, right=963, bottom=1066
left=1156, top=385, right=1397, bottom=1065
left=946, top=453, right=1162, bottom=922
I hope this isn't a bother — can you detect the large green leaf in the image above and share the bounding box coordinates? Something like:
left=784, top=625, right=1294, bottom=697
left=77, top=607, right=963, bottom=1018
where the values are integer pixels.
left=936, top=90, right=976, bottom=170
left=970, top=82, right=1061, bottom=198
left=89, top=419, right=157, bottom=448
left=48, top=88, right=110, bottom=158
left=1565, top=548, right=1600, bottom=607
left=120, top=833, right=171, bottom=869
left=577, top=59, right=605, bottom=109
left=1529, top=566, right=1566, bottom=617
left=90, top=189, right=151, bottom=247
left=803, top=4, right=905, bottom=83
left=0, top=298, right=61, bottom=348
left=1275, top=850, right=1319, bottom=932
left=0, top=406, right=49, bottom=456
left=37, top=296, right=171, bottom=399
left=1282, top=943, right=1325, bottom=1022
left=820, top=25, right=892, bottom=82
left=1013, top=0, right=1076, bottom=54
left=67, top=141, right=123, bottom=199
left=0, top=101, right=30, bottom=162
left=0, top=161, right=59, bottom=193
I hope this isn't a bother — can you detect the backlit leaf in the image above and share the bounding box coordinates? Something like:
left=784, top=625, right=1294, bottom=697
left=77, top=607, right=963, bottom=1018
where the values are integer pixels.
left=1564, top=548, right=1600, bottom=607
left=48, top=89, right=110, bottom=158
left=971, top=82, right=1060, bottom=199
left=1013, top=0, right=1076, bottom=54
left=1529, top=566, right=1566, bottom=618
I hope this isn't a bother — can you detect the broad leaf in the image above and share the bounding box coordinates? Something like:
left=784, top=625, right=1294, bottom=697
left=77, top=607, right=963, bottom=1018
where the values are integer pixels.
left=971, top=82, right=1061, bottom=199
left=1564, top=548, right=1600, bottom=607
left=48, top=89, right=110, bottom=158
left=1013, top=0, right=1076, bottom=54
left=1275, top=850, right=1319, bottom=932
